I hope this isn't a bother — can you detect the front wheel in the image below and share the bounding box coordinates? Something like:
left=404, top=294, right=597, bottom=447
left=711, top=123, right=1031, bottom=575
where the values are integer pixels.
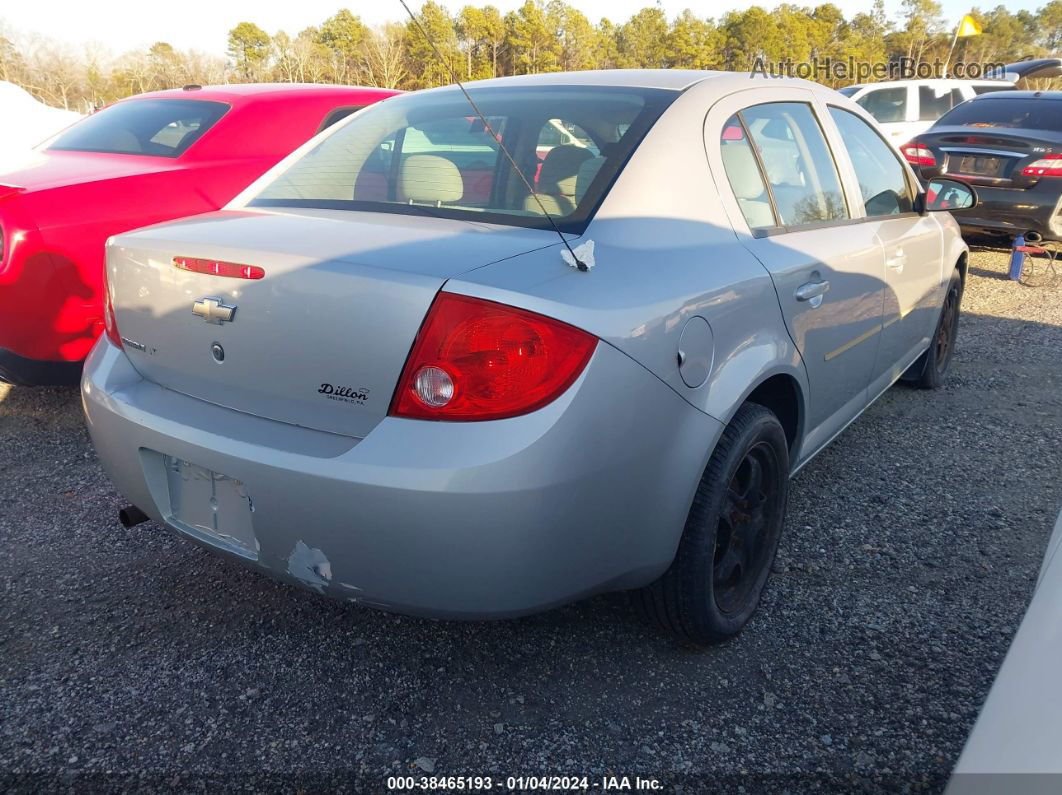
left=906, top=269, right=962, bottom=389
left=636, top=402, right=789, bottom=646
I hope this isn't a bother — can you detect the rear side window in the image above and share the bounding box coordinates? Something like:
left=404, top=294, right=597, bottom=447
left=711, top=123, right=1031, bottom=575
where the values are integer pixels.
left=740, top=102, right=848, bottom=227
left=856, top=87, right=907, bottom=124
left=918, top=86, right=964, bottom=121
left=317, top=105, right=366, bottom=133
left=719, top=116, right=776, bottom=230
left=937, top=97, right=1062, bottom=130
left=828, top=107, right=914, bottom=217
left=49, top=99, right=228, bottom=157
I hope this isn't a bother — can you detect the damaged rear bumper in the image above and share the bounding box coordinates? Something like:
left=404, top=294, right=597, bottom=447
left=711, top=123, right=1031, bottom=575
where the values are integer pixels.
left=82, top=338, right=721, bottom=619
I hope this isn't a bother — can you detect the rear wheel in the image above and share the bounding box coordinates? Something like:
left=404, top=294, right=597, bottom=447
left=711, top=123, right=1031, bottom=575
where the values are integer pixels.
left=906, top=269, right=962, bottom=389
left=636, top=402, right=789, bottom=646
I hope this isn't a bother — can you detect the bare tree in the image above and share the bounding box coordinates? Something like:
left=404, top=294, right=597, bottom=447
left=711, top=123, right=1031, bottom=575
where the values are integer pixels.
left=362, top=24, right=406, bottom=89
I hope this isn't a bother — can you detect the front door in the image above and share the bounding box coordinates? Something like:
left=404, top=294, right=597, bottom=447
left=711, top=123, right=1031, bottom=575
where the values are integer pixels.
left=825, top=105, right=944, bottom=395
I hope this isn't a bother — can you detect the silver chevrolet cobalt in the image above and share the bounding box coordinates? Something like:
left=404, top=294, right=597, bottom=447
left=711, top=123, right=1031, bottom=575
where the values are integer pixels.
left=83, top=70, right=974, bottom=644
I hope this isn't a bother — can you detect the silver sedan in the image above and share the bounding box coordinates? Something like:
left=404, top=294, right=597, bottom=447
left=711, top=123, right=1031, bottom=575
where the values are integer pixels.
left=83, top=70, right=972, bottom=644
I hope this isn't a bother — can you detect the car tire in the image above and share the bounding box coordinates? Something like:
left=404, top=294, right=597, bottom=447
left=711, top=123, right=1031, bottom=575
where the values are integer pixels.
left=636, top=402, right=789, bottom=646
left=905, top=268, right=962, bottom=389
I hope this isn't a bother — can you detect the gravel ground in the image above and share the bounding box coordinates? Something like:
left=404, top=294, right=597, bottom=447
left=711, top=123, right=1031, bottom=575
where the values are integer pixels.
left=2, top=242, right=1060, bottom=793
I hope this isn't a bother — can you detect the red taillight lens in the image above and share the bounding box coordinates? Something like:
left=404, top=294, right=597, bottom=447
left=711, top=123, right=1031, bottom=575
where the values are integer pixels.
left=103, top=268, right=122, bottom=349
left=173, top=256, right=264, bottom=280
left=390, top=293, right=597, bottom=421
left=1022, top=154, right=1062, bottom=177
left=901, top=141, right=936, bottom=167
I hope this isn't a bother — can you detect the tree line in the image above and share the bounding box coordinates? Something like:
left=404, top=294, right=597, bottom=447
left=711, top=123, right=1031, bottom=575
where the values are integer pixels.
left=2, top=0, right=1061, bottom=112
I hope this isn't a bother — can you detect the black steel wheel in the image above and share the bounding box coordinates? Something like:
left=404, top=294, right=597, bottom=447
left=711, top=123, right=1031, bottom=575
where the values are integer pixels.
left=636, top=402, right=789, bottom=646
left=907, top=268, right=963, bottom=389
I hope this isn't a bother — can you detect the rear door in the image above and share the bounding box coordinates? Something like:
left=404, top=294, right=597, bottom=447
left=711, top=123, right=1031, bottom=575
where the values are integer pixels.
left=826, top=105, right=943, bottom=395
left=707, top=88, right=886, bottom=455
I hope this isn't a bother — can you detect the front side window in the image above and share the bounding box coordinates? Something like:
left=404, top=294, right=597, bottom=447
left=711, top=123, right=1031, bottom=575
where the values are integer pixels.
left=856, top=87, right=908, bottom=124
left=740, top=102, right=848, bottom=227
left=829, top=107, right=914, bottom=216
left=49, top=99, right=228, bottom=157
left=249, top=86, right=674, bottom=232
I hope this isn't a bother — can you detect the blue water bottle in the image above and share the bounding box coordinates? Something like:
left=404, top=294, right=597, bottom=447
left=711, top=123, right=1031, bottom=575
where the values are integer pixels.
left=1008, top=234, right=1025, bottom=281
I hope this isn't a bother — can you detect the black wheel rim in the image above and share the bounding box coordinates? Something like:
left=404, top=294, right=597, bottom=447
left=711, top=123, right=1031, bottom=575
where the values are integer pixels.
left=713, top=441, right=782, bottom=615
left=935, top=286, right=959, bottom=373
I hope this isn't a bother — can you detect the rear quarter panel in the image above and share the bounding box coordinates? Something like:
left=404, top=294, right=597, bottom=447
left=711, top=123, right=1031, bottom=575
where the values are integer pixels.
left=451, top=79, right=807, bottom=435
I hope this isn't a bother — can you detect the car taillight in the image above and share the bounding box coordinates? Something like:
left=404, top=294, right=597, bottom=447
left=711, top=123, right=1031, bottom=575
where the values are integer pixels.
left=390, top=293, right=597, bottom=421
left=901, top=142, right=936, bottom=167
left=103, top=265, right=122, bottom=349
left=1022, top=154, right=1062, bottom=177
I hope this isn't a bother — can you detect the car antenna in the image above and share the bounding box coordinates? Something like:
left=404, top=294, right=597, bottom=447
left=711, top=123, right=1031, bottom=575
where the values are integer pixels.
left=396, top=0, right=590, bottom=272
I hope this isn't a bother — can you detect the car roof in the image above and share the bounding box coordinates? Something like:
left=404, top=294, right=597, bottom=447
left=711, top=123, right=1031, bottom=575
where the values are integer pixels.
left=461, top=69, right=725, bottom=90
left=846, top=78, right=1010, bottom=91
left=124, top=83, right=399, bottom=106
left=416, top=68, right=835, bottom=97
left=970, top=90, right=1062, bottom=100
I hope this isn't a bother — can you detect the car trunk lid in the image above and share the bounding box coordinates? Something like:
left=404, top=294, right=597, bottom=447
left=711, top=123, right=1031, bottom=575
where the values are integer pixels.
left=107, top=208, right=561, bottom=438
left=0, top=149, right=181, bottom=191
left=919, top=126, right=1062, bottom=186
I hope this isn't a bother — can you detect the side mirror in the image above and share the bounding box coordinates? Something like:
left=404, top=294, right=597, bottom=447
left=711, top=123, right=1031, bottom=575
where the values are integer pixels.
left=916, top=178, right=978, bottom=214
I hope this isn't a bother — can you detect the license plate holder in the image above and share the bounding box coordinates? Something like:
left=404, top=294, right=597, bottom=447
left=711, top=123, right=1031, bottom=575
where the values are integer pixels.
left=164, top=456, right=257, bottom=560
left=957, top=154, right=1002, bottom=177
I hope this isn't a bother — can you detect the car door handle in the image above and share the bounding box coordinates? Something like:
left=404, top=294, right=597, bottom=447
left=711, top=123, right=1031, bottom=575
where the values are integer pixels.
left=795, top=280, right=830, bottom=308
left=886, top=250, right=907, bottom=271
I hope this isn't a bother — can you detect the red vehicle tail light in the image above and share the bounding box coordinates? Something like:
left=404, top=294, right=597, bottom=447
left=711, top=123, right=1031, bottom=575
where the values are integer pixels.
left=390, top=293, right=597, bottom=421
left=901, top=142, right=936, bottom=167
left=1022, top=154, right=1062, bottom=177
left=173, top=256, right=265, bottom=280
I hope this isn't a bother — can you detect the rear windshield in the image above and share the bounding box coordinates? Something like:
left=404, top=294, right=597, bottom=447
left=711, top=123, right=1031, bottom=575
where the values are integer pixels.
left=936, top=97, right=1062, bottom=130
left=48, top=98, right=228, bottom=157
left=247, top=86, right=675, bottom=233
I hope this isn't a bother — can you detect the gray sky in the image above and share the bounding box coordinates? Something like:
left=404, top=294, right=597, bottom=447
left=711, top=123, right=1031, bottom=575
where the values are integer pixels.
left=1, top=0, right=1045, bottom=57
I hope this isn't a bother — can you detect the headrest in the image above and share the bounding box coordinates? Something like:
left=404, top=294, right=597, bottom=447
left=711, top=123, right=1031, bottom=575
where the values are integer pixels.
left=721, top=144, right=766, bottom=201
left=574, top=156, right=605, bottom=203
left=398, top=154, right=463, bottom=204
left=538, top=145, right=593, bottom=197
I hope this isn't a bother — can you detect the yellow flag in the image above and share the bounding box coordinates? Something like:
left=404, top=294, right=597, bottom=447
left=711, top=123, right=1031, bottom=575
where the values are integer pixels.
left=956, top=15, right=983, bottom=37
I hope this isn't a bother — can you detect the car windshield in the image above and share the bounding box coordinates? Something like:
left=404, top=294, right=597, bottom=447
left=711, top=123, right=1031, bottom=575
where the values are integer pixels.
left=837, top=86, right=861, bottom=97
left=48, top=98, right=228, bottom=157
left=936, top=97, right=1062, bottom=130
left=248, top=85, right=675, bottom=232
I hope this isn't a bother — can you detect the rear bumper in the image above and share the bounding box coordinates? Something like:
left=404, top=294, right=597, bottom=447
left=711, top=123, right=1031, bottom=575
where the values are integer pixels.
left=948, top=181, right=1062, bottom=240
left=0, top=347, right=82, bottom=386
left=82, top=338, right=722, bottom=619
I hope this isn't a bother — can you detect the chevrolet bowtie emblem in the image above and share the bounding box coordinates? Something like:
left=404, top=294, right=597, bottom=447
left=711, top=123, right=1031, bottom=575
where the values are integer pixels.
left=192, top=297, right=236, bottom=325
